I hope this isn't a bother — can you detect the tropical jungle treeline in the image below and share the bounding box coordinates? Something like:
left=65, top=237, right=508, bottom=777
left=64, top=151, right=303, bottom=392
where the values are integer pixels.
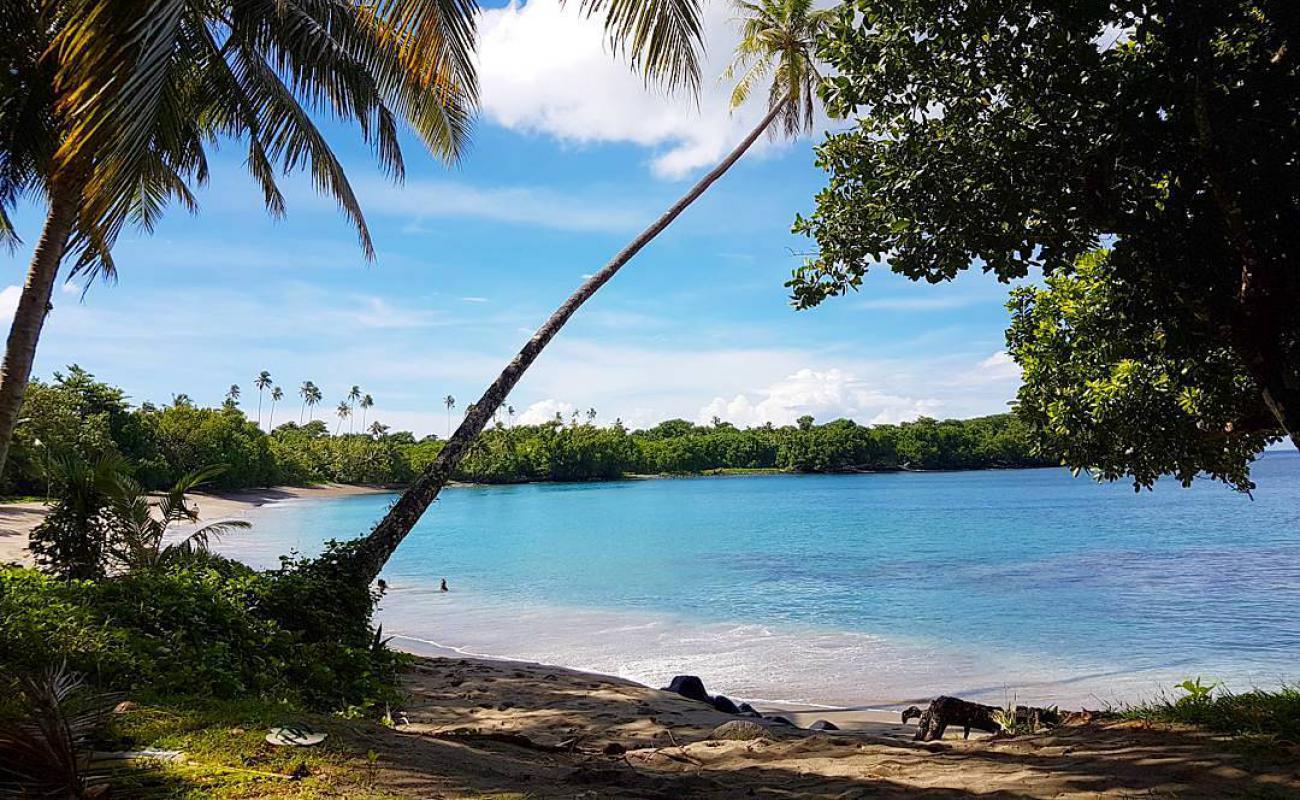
left=1, top=366, right=1051, bottom=495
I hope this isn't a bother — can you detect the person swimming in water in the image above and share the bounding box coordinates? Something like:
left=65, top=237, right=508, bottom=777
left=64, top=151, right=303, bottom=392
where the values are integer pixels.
left=439, top=578, right=449, bottom=592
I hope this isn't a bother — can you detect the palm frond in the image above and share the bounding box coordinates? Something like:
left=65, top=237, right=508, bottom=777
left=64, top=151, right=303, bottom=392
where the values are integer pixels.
left=0, top=663, right=115, bottom=800
left=167, top=519, right=252, bottom=559
left=573, top=0, right=705, bottom=96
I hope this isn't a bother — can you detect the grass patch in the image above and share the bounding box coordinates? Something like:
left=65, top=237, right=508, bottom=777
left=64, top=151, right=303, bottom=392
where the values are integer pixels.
left=1120, top=680, right=1300, bottom=743
left=101, top=696, right=406, bottom=799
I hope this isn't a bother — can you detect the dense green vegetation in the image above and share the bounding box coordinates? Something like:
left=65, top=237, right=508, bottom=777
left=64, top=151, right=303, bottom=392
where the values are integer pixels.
left=1, top=366, right=1051, bottom=496
left=1122, top=679, right=1300, bottom=744
left=792, top=0, right=1298, bottom=490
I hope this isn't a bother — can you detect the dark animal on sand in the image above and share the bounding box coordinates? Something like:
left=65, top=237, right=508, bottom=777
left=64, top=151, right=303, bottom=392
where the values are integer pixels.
left=902, top=696, right=1001, bottom=741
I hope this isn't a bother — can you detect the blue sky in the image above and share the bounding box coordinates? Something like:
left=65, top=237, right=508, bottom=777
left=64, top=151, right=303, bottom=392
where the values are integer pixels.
left=0, top=0, right=1023, bottom=437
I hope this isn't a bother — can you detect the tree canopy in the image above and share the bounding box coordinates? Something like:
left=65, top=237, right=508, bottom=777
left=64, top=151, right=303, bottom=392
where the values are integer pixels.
left=791, top=0, right=1298, bottom=488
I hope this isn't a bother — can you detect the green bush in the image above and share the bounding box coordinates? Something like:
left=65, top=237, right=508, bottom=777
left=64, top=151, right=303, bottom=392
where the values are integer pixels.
left=0, top=554, right=401, bottom=713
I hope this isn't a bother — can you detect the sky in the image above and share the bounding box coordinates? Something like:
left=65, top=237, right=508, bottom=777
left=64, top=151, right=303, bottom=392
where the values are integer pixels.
left=0, top=0, right=1026, bottom=438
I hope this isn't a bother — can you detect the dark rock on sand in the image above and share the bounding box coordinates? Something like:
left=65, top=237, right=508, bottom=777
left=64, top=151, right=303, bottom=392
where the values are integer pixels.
left=808, top=719, right=839, bottom=731
left=711, top=694, right=740, bottom=714
left=736, top=702, right=757, bottom=714
left=662, top=675, right=711, bottom=704
left=764, top=715, right=795, bottom=726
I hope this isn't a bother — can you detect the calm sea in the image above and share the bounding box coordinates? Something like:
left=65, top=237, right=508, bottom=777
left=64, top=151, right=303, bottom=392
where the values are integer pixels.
left=217, top=451, right=1300, bottom=710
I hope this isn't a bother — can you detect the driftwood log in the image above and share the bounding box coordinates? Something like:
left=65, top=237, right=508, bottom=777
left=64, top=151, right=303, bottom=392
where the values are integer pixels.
left=902, top=696, right=1061, bottom=741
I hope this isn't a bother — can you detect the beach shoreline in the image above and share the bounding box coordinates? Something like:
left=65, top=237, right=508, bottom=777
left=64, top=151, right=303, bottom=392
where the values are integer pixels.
left=0, top=482, right=390, bottom=566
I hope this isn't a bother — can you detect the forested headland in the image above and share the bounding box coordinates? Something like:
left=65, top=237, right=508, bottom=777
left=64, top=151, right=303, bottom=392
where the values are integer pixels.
left=2, top=366, right=1052, bottom=495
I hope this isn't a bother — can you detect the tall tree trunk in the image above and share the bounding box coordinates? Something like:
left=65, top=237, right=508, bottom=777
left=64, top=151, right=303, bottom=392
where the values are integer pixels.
left=349, top=100, right=788, bottom=584
left=257, top=392, right=264, bottom=428
left=1193, top=86, right=1300, bottom=451
left=0, top=185, right=80, bottom=476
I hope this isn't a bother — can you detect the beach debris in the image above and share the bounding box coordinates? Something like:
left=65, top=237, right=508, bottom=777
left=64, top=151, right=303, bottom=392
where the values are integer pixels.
left=90, top=749, right=184, bottom=763
left=112, top=701, right=138, bottom=714
left=266, top=726, right=327, bottom=746
left=711, top=694, right=740, bottom=714
left=661, top=675, right=711, bottom=704
left=709, top=721, right=771, bottom=741
left=808, top=719, right=840, bottom=731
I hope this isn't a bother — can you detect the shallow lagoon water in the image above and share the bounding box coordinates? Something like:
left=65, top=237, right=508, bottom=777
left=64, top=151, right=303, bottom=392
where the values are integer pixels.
left=218, top=452, right=1300, bottom=709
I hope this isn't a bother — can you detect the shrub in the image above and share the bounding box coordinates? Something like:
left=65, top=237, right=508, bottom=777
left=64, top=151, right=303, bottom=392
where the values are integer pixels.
left=0, top=552, right=400, bottom=713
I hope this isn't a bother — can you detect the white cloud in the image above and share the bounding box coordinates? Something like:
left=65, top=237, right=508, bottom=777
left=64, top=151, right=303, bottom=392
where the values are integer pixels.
left=360, top=178, right=646, bottom=233
left=0, top=285, right=20, bottom=321
left=342, top=296, right=440, bottom=330
left=460, top=296, right=489, bottom=304
left=954, top=350, right=1021, bottom=386
left=517, top=398, right=577, bottom=425
left=475, top=0, right=818, bottom=178
left=696, top=367, right=940, bottom=427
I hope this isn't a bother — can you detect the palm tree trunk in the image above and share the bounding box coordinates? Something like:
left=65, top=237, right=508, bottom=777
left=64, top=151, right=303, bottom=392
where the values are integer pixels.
left=257, top=392, right=264, bottom=429
left=348, top=100, right=788, bottom=584
left=0, top=185, right=80, bottom=476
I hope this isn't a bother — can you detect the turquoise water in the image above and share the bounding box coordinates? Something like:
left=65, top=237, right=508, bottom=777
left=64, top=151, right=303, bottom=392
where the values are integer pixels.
left=219, top=452, right=1300, bottom=709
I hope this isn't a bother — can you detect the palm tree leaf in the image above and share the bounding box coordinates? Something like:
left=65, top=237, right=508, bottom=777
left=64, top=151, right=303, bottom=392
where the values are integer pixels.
left=573, top=0, right=705, bottom=96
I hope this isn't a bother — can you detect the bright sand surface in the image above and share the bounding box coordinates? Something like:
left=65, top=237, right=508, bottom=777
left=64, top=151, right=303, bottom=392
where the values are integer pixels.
left=0, top=483, right=387, bottom=566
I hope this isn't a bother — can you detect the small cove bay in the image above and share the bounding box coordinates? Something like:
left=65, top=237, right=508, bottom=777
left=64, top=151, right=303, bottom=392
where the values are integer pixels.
left=217, top=452, right=1300, bottom=711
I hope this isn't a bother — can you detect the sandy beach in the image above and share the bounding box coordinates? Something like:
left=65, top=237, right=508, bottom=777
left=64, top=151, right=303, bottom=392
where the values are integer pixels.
left=0, top=483, right=388, bottom=567
left=357, top=654, right=1300, bottom=798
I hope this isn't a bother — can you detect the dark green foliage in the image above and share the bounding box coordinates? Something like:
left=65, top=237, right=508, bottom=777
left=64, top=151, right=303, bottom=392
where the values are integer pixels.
left=1123, top=681, right=1300, bottom=743
left=0, top=557, right=400, bottom=712
left=27, top=456, right=118, bottom=580
left=793, top=0, right=1300, bottom=486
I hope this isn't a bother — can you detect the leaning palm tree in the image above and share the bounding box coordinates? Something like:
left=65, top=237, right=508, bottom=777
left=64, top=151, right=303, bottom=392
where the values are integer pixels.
left=254, top=371, right=273, bottom=428
left=348, top=0, right=832, bottom=582
left=0, top=0, right=485, bottom=475
left=268, top=386, right=284, bottom=429
left=444, top=395, right=456, bottom=437
left=0, top=0, right=710, bottom=477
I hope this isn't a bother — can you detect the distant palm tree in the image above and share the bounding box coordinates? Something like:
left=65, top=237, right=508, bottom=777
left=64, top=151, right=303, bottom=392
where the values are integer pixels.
left=347, top=386, right=363, bottom=432
left=587, top=407, right=598, bottom=424
left=444, top=395, right=456, bottom=437
left=335, top=401, right=352, bottom=435
left=171, top=394, right=192, bottom=408
left=254, top=371, right=273, bottom=428
left=368, top=421, right=389, bottom=438
left=307, top=384, right=323, bottom=422
left=359, top=394, right=374, bottom=430
left=348, top=0, right=832, bottom=583
left=299, top=382, right=312, bottom=424
left=226, top=384, right=240, bottom=405
left=268, top=386, right=284, bottom=429
left=507, top=404, right=516, bottom=428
